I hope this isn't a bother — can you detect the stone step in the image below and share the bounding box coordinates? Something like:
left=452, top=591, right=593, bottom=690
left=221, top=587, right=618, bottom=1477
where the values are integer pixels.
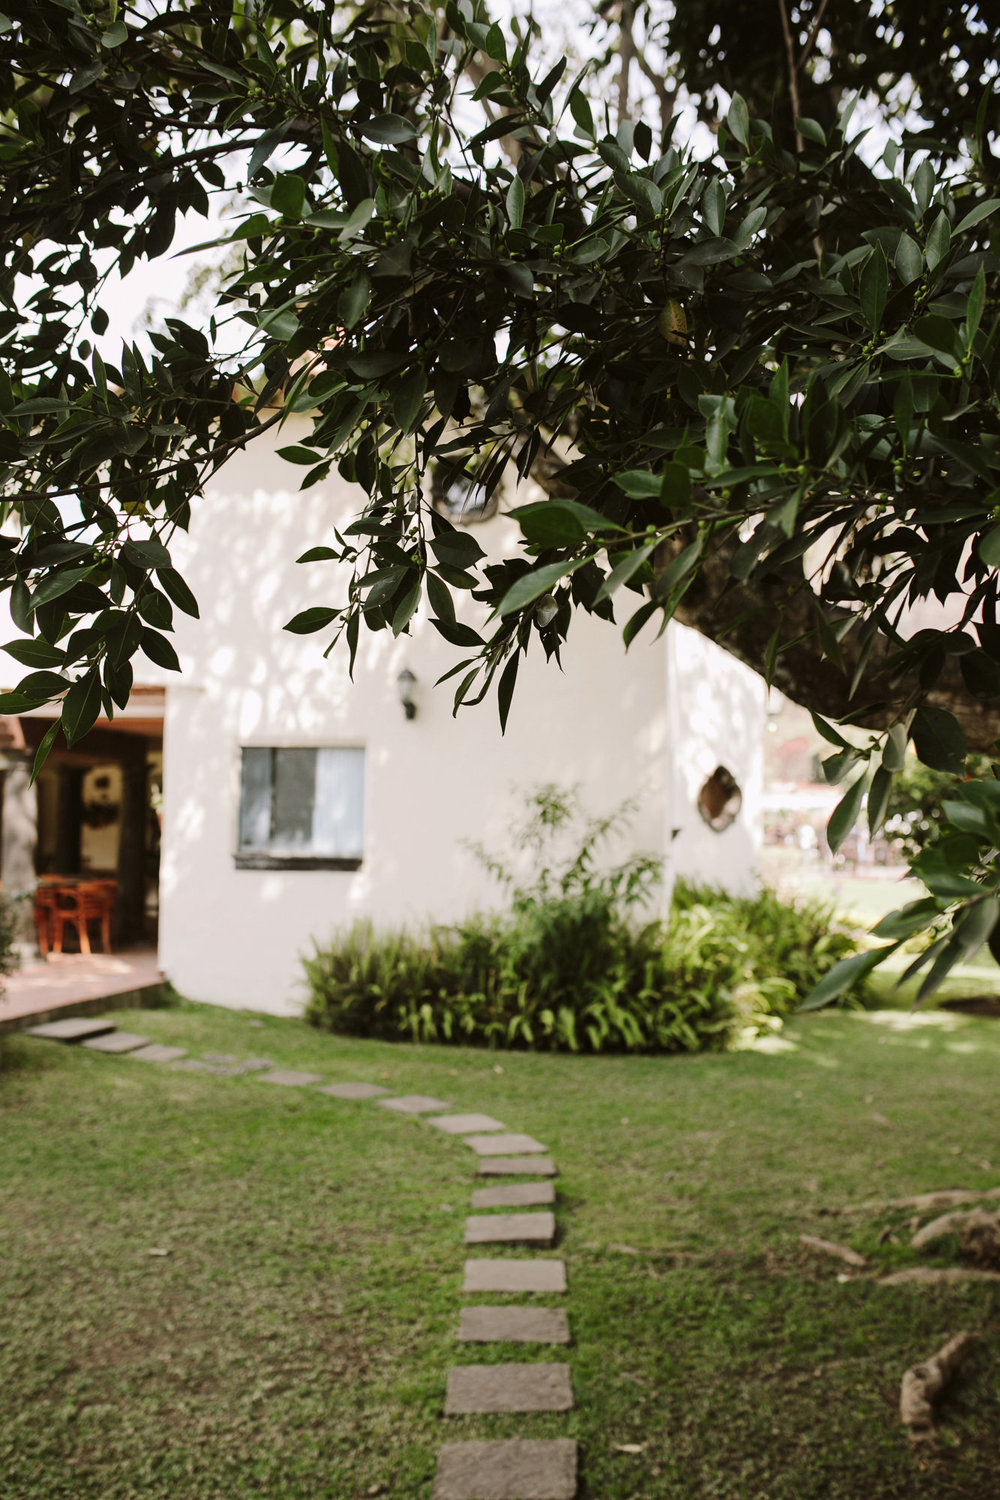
left=463, top=1259, right=567, bottom=1295
left=130, top=1044, right=188, bottom=1064
left=378, top=1094, right=453, bottom=1114
left=255, top=1069, right=325, bottom=1087
left=458, top=1307, right=570, bottom=1344
left=428, top=1113, right=507, bottom=1134
left=465, top=1213, right=555, bottom=1247
left=465, top=1134, right=548, bottom=1157
left=477, top=1157, right=556, bottom=1178
left=472, top=1182, right=555, bottom=1211
left=317, top=1081, right=390, bottom=1099
left=433, top=1439, right=577, bottom=1499
left=24, top=1017, right=117, bottom=1043
left=81, top=1031, right=151, bottom=1054
left=444, top=1363, right=573, bottom=1414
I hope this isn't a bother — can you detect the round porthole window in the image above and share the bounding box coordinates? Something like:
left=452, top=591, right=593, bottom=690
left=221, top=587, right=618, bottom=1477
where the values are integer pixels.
left=697, top=766, right=742, bottom=832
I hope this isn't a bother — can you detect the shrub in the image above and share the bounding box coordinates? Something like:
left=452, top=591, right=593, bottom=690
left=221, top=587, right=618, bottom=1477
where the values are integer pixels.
left=303, top=788, right=866, bottom=1053
left=0, top=894, right=20, bottom=996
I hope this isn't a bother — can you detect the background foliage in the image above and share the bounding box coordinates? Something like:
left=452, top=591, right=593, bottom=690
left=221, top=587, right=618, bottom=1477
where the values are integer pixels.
left=303, top=786, right=865, bottom=1051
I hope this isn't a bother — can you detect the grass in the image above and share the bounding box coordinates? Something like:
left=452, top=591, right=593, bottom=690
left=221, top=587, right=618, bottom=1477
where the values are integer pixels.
left=2, top=997, right=999, bottom=1498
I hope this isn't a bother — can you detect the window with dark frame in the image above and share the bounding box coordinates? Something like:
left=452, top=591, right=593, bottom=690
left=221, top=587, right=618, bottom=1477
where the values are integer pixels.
left=236, top=746, right=365, bottom=869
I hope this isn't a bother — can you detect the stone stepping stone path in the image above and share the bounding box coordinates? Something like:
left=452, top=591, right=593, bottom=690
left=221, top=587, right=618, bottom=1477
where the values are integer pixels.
left=433, top=1440, right=577, bottom=1500
left=465, top=1133, right=548, bottom=1156
left=445, top=1364, right=573, bottom=1414
left=477, top=1156, right=556, bottom=1177
left=25, top=1017, right=116, bottom=1043
left=472, top=1182, right=555, bottom=1210
left=429, top=1113, right=507, bottom=1134
left=465, top=1212, right=556, bottom=1247
left=319, top=1081, right=390, bottom=1099
left=378, top=1093, right=453, bottom=1114
left=22, top=1018, right=579, bottom=1496
left=81, top=1030, right=150, bottom=1054
left=130, top=1043, right=188, bottom=1064
left=458, top=1307, right=570, bottom=1344
left=464, top=1259, right=567, bottom=1294
left=255, top=1068, right=324, bottom=1087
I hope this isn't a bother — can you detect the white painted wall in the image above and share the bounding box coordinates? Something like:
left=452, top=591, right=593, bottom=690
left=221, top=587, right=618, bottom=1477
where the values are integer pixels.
left=149, top=422, right=763, bottom=1014
left=157, top=425, right=672, bottom=1012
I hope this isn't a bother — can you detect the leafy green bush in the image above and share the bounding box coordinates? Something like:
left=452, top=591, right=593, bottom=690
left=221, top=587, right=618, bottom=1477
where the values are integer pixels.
left=0, top=894, right=20, bottom=996
left=303, top=788, right=866, bottom=1053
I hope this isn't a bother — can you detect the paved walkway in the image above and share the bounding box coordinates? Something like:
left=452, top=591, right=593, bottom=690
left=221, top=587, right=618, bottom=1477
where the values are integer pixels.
left=22, top=1015, right=578, bottom=1499
left=0, top=948, right=164, bottom=1032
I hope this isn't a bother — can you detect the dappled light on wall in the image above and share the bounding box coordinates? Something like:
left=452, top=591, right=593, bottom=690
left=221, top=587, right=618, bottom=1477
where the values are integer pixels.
left=697, top=766, right=742, bottom=833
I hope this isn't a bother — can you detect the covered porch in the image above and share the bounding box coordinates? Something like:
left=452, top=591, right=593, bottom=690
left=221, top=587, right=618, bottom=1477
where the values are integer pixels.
left=0, top=688, right=164, bottom=959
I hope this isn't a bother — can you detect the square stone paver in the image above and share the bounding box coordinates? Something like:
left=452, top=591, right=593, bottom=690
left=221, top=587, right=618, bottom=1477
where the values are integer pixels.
left=318, top=1081, right=391, bottom=1099
left=81, top=1031, right=151, bottom=1054
left=444, top=1364, right=573, bottom=1414
left=472, top=1182, right=555, bottom=1210
left=465, top=1134, right=548, bottom=1156
left=428, top=1113, right=507, bottom=1134
left=477, top=1157, right=557, bottom=1177
left=433, top=1439, right=577, bottom=1500
left=25, top=1018, right=117, bottom=1043
left=378, top=1095, right=452, bottom=1114
left=464, top=1259, right=567, bottom=1295
left=465, top=1213, right=555, bottom=1247
left=255, top=1069, right=325, bottom=1087
left=458, top=1308, right=570, bottom=1344
left=130, top=1044, right=188, bottom=1064
left=235, top=1057, right=276, bottom=1073
left=173, top=1059, right=242, bottom=1076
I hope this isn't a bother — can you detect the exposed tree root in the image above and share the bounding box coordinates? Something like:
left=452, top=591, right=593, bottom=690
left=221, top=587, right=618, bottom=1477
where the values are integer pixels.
left=831, top=1187, right=1000, bottom=1217
left=900, top=1331, right=979, bottom=1442
left=880, top=1267, right=1000, bottom=1286
left=912, top=1208, right=1000, bottom=1263
left=799, top=1234, right=868, bottom=1268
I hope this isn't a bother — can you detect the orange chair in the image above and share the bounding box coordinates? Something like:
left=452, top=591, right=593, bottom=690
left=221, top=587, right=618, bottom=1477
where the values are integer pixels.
left=48, top=881, right=116, bottom=955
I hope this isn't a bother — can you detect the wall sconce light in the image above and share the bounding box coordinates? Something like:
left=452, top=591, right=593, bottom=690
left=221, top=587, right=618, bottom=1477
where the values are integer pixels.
left=397, top=668, right=418, bottom=720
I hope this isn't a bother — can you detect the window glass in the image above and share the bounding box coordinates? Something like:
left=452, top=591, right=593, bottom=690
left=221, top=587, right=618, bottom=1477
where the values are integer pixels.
left=237, top=747, right=364, bottom=860
left=238, top=747, right=272, bottom=850
left=312, top=746, right=365, bottom=856
left=271, top=748, right=317, bottom=850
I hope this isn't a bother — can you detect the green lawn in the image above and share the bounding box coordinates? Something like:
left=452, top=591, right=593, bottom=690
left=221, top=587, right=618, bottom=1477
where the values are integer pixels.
left=2, top=998, right=998, bottom=1499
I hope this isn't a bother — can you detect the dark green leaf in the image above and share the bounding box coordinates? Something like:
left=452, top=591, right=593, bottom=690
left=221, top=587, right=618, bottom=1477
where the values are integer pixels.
left=826, top=771, right=867, bottom=853
left=62, top=670, right=103, bottom=746
left=912, top=705, right=966, bottom=774
left=497, top=652, right=519, bottom=733
left=594, top=540, right=657, bottom=604
left=357, top=114, right=418, bottom=144
left=2, top=638, right=64, bottom=668
left=867, top=765, right=893, bottom=836
left=285, top=606, right=339, bottom=634
left=727, top=93, right=750, bottom=149
left=30, top=719, right=61, bottom=784
left=498, top=559, right=587, bottom=616
left=429, top=532, right=487, bottom=570
left=139, top=628, right=181, bottom=672
left=156, top=567, right=199, bottom=619
left=270, top=173, right=307, bottom=220
left=894, top=232, right=923, bottom=285
left=800, top=948, right=890, bottom=1010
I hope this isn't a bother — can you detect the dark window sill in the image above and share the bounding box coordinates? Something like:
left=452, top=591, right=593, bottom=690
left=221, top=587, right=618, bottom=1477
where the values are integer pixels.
left=234, top=853, right=363, bottom=872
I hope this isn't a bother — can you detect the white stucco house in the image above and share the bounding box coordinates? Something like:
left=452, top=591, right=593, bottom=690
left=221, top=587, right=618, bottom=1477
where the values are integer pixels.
left=0, top=420, right=767, bottom=1014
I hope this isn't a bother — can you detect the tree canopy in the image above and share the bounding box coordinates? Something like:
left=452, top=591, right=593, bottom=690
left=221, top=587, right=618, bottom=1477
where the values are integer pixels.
left=1, top=0, right=1000, bottom=995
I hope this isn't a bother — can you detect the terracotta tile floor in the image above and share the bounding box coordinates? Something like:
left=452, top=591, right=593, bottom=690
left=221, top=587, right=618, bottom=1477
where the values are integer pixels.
left=0, top=948, right=163, bottom=1028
